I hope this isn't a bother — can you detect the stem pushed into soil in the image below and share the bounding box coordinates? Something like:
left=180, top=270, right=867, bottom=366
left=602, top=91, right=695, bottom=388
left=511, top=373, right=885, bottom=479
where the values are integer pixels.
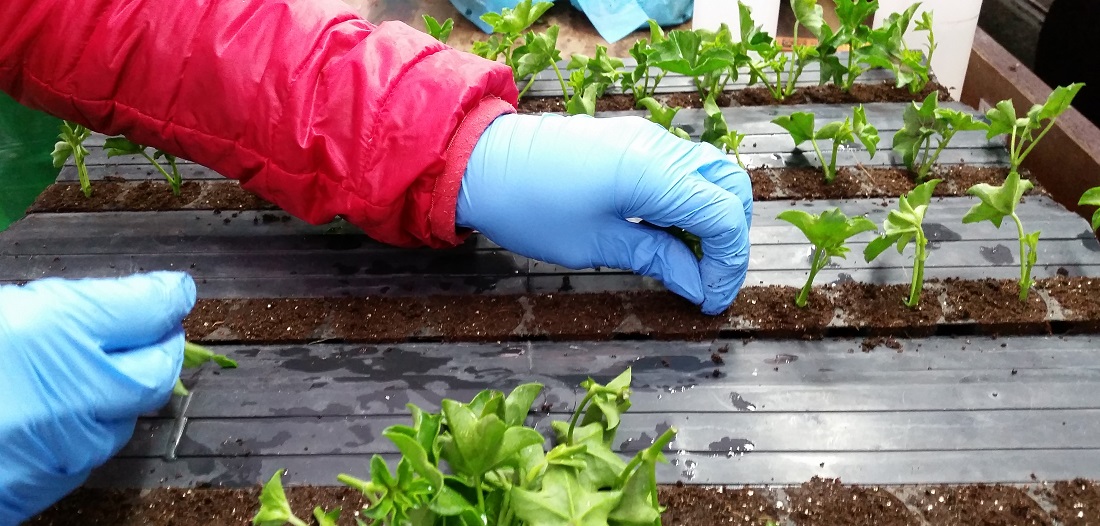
left=906, top=230, right=928, bottom=308
left=797, top=246, right=827, bottom=308
left=1012, top=213, right=1034, bottom=301
left=809, top=138, right=833, bottom=184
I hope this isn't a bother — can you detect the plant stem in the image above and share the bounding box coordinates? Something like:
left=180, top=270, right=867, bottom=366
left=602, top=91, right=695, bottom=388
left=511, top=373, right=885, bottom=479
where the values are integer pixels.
left=141, top=151, right=181, bottom=196
left=475, top=474, right=486, bottom=522
left=517, top=77, right=537, bottom=99
left=1017, top=119, right=1059, bottom=169
left=1009, top=126, right=1020, bottom=170
left=808, top=137, right=831, bottom=183
left=749, top=63, right=780, bottom=101
left=829, top=138, right=841, bottom=182
left=845, top=46, right=856, bottom=91
left=919, top=134, right=952, bottom=182
left=615, top=428, right=677, bottom=488
left=796, top=246, right=826, bottom=308
left=1011, top=213, right=1032, bottom=301
left=784, top=25, right=800, bottom=97
left=906, top=230, right=927, bottom=307
left=75, top=152, right=91, bottom=197
left=566, top=390, right=598, bottom=443
left=550, top=62, right=569, bottom=101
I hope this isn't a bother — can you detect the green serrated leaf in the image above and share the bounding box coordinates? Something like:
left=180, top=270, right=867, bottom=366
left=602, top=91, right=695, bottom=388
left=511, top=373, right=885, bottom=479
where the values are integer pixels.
left=1079, top=186, right=1100, bottom=231
left=792, top=0, right=826, bottom=38
left=103, top=136, right=145, bottom=157
left=962, top=170, right=1032, bottom=227
left=384, top=430, right=444, bottom=494
left=1038, top=83, right=1085, bottom=121
left=772, top=112, right=816, bottom=145
left=252, top=471, right=308, bottom=526
left=505, top=383, right=544, bottom=427
left=853, top=105, right=880, bottom=157
left=511, top=468, right=623, bottom=526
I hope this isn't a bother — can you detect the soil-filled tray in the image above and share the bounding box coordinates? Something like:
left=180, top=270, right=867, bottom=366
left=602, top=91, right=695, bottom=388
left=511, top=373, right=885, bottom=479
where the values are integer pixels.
left=27, top=179, right=274, bottom=213
left=28, top=479, right=1100, bottom=525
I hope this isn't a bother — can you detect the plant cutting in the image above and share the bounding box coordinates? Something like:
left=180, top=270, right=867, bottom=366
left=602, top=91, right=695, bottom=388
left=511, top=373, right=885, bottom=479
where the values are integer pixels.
left=252, top=368, right=675, bottom=526
left=620, top=22, right=667, bottom=104
left=512, top=25, right=566, bottom=100
left=649, top=24, right=739, bottom=100
left=777, top=208, right=877, bottom=307
left=174, top=341, right=237, bottom=396
left=564, top=46, right=623, bottom=116
left=740, top=1, right=818, bottom=102
left=253, top=470, right=340, bottom=526
left=771, top=105, right=880, bottom=184
left=813, top=1, right=929, bottom=93
left=700, top=94, right=748, bottom=167
left=51, top=121, right=92, bottom=197
left=892, top=92, right=989, bottom=181
left=962, top=171, right=1039, bottom=301
left=472, top=0, right=554, bottom=95
left=637, top=97, right=690, bottom=140
left=103, top=137, right=184, bottom=195
left=422, top=15, right=454, bottom=44
left=1079, top=186, right=1100, bottom=231
left=985, top=83, right=1085, bottom=173
left=864, top=178, right=941, bottom=308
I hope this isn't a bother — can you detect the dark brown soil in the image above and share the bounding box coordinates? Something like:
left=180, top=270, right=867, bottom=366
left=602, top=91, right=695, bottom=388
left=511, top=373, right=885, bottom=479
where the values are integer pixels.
left=28, top=180, right=274, bottom=213
left=1041, top=276, right=1100, bottom=329
left=757, top=165, right=1026, bottom=202
left=728, top=286, right=836, bottom=338
left=178, top=278, right=1100, bottom=344
left=835, top=283, right=941, bottom=337
left=941, top=278, right=1050, bottom=335
left=910, top=484, right=1053, bottom=525
left=516, top=81, right=950, bottom=114
left=860, top=335, right=903, bottom=353
left=659, top=484, right=780, bottom=525
left=787, top=477, right=919, bottom=526
left=1046, top=479, right=1100, bottom=525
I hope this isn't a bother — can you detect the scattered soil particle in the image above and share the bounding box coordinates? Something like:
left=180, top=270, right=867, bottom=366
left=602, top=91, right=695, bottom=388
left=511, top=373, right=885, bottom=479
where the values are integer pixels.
left=787, top=477, right=919, bottom=526
left=627, top=291, right=724, bottom=340
left=835, top=283, right=942, bottom=337
left=941, top=278, right=1050, bottom=334
left=860, top=335, right=903, bottom=353
left=1047, top=479, right=1100, bottom=525
left=748, top=168, right=778, bottom=200
left=28, top=180, right=274, bottom=213
left=728, top=286, right=834, bottom=338
left=911, top=484, right=1053, bottom=526
left=28, top=486, right=365, bottom=526
left=221, top=299, right=332, bottom=341
left=1040, top=276, right=1100, bottom=330
left=659, top=485, right=781, bottom=526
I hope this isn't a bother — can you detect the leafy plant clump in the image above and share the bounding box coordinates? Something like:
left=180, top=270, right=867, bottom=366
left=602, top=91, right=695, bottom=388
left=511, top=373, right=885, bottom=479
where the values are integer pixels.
left=892, top=93, right=988, bottom=182
left=700, top=94, right=748, bottom=168
left=422, top=15, right=454, bottom=44
left=253, top=369, right=675, bottom=526
left=810, top=1, right=931, bottom=93
left=772, top=106, right=880, bottom=184
left=985, top=83, right=1085, bottom=173
left=174, top=341, right=237, bottom=396
left=777, top=208, right=876, bottom=307
left=740, top=0, right=821, bottom=101
left=564, top=46, right=624, bottom=116
left=472, top=0, right=556, bottom=99
left=864, top=178, right=941, bottom=308
left=253, top=470, right=340, bottom=526
left=51, top=121, right=92, bottom=197
left=962, top=171, right=1039, bottom=301
left=104, top=137, right=184, bottom=195
left=650, top=23, right=739, bottom=101
left=637, top=97, right=690, bottom=140
left=620, top=22, right=669, bottom=104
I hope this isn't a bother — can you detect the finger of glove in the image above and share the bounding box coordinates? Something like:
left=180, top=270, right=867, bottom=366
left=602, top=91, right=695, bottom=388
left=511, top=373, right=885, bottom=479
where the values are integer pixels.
left=96, top=327, right=186, bottom=421
left=596, top=222, right=704, bottom=304
left=22, top=271, right=196, bottom=352
left=626, top=169, right=749, bottom=315
left=692, top=147, right=754, bottom=228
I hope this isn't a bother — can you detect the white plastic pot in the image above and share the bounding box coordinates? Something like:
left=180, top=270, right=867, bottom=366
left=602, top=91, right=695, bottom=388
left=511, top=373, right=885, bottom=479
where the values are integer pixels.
left=693, top=0, right=781, bottom=40
left=874, top=0, right=983, bottom=100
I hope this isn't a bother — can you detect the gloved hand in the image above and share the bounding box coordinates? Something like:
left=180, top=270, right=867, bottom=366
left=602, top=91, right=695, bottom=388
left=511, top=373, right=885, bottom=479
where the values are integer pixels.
left=0, top=272, right=195, bottom=524
left=457, top=113, right=752, bottom=315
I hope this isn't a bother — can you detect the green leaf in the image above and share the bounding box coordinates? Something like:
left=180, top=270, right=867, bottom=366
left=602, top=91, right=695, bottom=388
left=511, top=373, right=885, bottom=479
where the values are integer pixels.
left=637, top=97, right=680, bottom=130
left=700, top=94, right=729, bottom=145
left=428, top=484, right=478, bottom=517
left=814, top=120, right=848, bottom=141
left=792, top=0, right=826, bottom=38
left=777, top=208, right=877, bottom=258
left=834, top=0, right=879, bottom=31
left=491, top=426, right=546, bottom=469
left=863, top=234, right=898, bottom=262
left=852, top=105, right=880, bottom=158
left=985, top=99, right=1019, bottom=139
left=173, top=378, right=189, bottom=397
left=312, top=507, right=340, bottom=526
left=50, top=141, right=73, bottom=168
left=865, top=179, right=941, bottom=262
left=772, top=112, right=816, bottom=145
left=182, top=342, right=238, bottom=369
left=651, top=29, right=735, bottom=77
left=505, top=382, right=543, bottom=427
left=962, top=170, right=1033, bottom=227
left=1038, top=83, right=1085, bottom=121
left=514, top=26, right=562, bottom=82
left=384, top=430, right=444, bottom=494
left=511, top=468, right=623, bottom=526
left=1079, top=186, right=1100, bottom=231
left=481, top=0, right=553, bottom=36
left=103, top=136, right=146, bottom=157
left=422, top=15, right=454, bottom=43
left=252, top=471, right=307, bottom=526
left=565, top=83, right=598, bottom=116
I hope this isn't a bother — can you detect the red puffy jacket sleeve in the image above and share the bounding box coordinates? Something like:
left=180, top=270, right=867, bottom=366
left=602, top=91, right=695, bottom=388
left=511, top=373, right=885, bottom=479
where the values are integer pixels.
left=0, top=0, right=518, bottom=248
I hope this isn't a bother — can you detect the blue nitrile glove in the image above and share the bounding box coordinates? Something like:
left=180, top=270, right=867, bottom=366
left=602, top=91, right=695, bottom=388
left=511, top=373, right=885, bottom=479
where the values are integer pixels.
left=0, top=272, right=195, bottom=524
left=457, top=113, right=752, bottom=315
left=449, top=0, right=692, bottom=42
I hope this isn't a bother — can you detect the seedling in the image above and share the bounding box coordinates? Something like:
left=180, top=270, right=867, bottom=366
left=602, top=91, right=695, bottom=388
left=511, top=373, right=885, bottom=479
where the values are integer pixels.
left=864, top=179, right=941, bottom=308
left=564, top=45, right=623, bottom=116
left=174, top=341, right=237, bottom=396
left=253, top=470, right=341, bottom=526
left=771, top=106, right=880, bottom=184
left=104, top=137, right=184, bottom=195
left=1079, top=186, right=1100, bottom=231
left=254, top=369, right=675, bottom=526
left=472, top=0, right=554, bottom=95
left=777, top=208, right=877, bottom=307
left=815, top=1, right=929, bottom=93
left=650, top=24, right=739, bottom=100
left=512, top=25, right=566, bottom=99
left=985, top=83, right=1085, bottom=172
left=962, top=171, right=1039, bottom=301
left=700, top=94, right=749, bottom=167
left=892, top=93, right=989, bottom=181
left=637, top=97, right=690, bottom=140
left=421, top=15, right=453, bottom=43
left=741, top=1, right=818, bottom=101
left=51, top=121, right=92, bottom=197
left=620, top=21, right=668, bottom=103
